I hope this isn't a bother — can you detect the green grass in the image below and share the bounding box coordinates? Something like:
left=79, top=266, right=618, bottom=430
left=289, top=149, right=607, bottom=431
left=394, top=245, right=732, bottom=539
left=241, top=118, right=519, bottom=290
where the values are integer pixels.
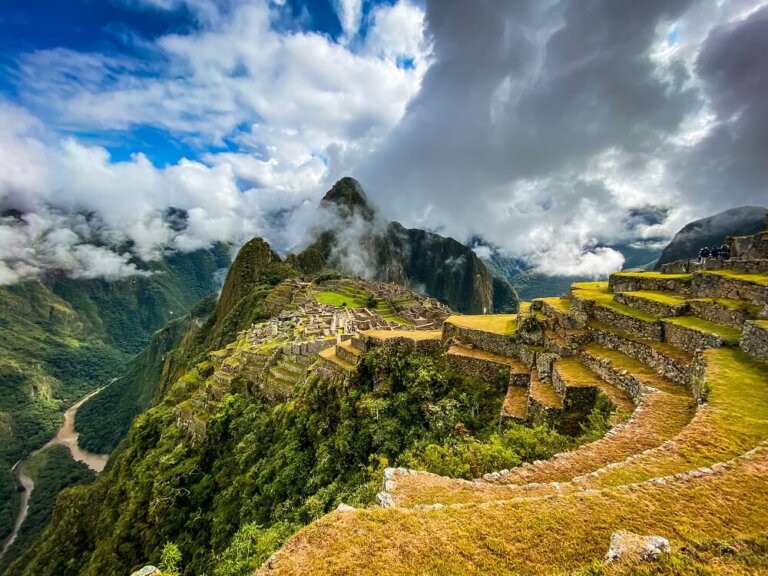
left=535, top=297, right=572, bottom=313
left=611, top=271, right=693, bottom=281
left=314, top=291, right=364, bottom=308
left=571, top=283, right=659, bottom=323
left=689, top=297, right=761, bottom=317
left=700, top=270, right=768, bottom=286
left=445, top=314, right=518, bottom=335
left=663, top=316, right=742, bottom=342
left=619, top=290, right=687, bottom=306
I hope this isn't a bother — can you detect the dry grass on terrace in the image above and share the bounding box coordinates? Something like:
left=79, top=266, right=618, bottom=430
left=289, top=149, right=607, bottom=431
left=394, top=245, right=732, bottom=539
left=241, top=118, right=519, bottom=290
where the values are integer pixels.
left=259, top=447, right=768, bottom=576
left=502, top=386, right=528, bottom=419
left=571, top=283, right=659, bottom=323
left=618, top=290, right=688, bottom=305
left=363, top=329, right=442, bottom=341
left=663, top=316, right=742, bottom=342
left=529, top=371, right=562, bottom=409
left=447, top=345, right=526, bottom=370
left=579, top=347, right=768, bottom=488
left=535, top=296, right=572, bottom=313
left=554, top=357, right=634, bottom=413
left=388, top=366, right=692, bottom=506
left=445, top=314, right=518, bottom=335
left=318, top=347, right=355, bottom=371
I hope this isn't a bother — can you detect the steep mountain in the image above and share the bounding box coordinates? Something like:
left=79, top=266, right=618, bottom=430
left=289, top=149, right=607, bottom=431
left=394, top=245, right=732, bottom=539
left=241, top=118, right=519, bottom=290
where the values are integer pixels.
left=296, top=177, right=518, bottom=314
left=0, top=244, right=231, bottom=549
left=654, top=205, right=768, bottom=269
left=8, top=234, right=602, bottom=576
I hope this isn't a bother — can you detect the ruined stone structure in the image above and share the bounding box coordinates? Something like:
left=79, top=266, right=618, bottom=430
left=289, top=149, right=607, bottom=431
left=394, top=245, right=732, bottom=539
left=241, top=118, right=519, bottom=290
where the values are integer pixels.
left=255, top=219, right=768, bottom=575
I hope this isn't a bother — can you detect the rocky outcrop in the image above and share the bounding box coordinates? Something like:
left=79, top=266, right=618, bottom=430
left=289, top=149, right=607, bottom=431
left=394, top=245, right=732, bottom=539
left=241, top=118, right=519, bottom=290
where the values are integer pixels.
left=605, top=530, right=670, bottom=563
left=655, top=206, right=767, bottom=269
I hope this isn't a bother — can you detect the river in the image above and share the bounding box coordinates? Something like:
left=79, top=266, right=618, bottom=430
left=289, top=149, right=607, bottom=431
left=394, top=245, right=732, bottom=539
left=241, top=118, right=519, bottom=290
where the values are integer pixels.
left=0, top=386, right=110, bottom=562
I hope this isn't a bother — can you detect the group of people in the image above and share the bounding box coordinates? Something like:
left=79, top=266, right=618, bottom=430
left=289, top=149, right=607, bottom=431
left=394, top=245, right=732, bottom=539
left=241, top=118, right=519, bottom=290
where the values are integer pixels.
left=698, top=244, right=731, bottom=264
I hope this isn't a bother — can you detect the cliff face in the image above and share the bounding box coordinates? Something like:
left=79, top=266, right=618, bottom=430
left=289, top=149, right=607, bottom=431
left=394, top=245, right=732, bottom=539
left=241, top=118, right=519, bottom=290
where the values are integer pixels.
left=298, top=177, right=517, bottom=314
left=655, top=206, right=767, bottom=269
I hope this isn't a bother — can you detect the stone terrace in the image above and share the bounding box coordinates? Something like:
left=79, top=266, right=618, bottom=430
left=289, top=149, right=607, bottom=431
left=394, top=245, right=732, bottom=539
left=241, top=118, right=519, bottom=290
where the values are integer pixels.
left=258, top=220, right=768, bottom=575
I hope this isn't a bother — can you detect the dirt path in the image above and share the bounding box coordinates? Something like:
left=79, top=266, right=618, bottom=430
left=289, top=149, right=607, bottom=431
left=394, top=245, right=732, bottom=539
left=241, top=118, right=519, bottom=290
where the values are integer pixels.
left=0, top=385, right=111, bottom=563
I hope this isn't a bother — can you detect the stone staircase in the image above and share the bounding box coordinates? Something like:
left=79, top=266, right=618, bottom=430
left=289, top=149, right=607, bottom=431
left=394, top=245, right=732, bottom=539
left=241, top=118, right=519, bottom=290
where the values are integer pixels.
left=259, top=222, right=768, bottom=575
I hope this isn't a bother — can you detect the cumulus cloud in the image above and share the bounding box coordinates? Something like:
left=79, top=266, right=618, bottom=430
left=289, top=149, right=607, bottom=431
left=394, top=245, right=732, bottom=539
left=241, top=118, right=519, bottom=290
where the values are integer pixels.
left=2, top=0, right=767, bottom=285
left=354, top=0, right=768, bottom=276
left=0, top=0, right=430, bottom=284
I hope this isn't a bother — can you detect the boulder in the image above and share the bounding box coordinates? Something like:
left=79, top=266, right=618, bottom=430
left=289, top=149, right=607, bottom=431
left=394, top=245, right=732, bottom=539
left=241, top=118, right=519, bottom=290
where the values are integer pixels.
left=606, top=530, right=670, bottom=563
left=130, top=567, right=161, bottom=576
left=336, top=503, right=356, bottom=512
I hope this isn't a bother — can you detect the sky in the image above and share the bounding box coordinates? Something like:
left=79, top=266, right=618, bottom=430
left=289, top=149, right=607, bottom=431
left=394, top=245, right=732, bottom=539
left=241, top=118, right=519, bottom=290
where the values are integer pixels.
left=0, top=0, right=767, bottom=284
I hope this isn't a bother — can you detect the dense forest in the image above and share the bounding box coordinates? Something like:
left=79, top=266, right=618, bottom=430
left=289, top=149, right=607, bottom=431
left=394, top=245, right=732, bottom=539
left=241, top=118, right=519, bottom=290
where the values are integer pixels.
left=6, top=243, right=613, bottom=576
left=0, top=245, right=230, bottom=549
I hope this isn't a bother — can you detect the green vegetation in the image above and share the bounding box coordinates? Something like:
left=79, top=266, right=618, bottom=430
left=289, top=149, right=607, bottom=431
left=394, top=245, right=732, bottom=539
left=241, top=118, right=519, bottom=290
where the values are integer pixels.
left=0, top=245, right=230, bottom=550
left=619, top=290, right=687, bottom=305
left=314, top=291, right=363, bottom=308
left=0, top=445, right=94, bottom=573
left=445, top=314, right=518, bottom=334
left=700, top=269, right=768, bottom=286
left=7, top=339, right=607, bottom=576
left=571, top=283, right=659, bottom=323
left=663, top=316, right=742, bottom=342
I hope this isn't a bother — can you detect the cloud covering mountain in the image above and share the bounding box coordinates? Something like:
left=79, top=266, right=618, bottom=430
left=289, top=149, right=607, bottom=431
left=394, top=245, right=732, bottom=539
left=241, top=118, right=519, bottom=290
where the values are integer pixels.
left=1, top=0, right=766, bottom=284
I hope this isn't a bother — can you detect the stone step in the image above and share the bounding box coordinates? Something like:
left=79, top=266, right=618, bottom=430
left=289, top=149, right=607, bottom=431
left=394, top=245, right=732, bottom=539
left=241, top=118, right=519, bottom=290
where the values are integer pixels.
left=570, top=283, right=664, bottom=342
left=608, top=271, right=693, bottom=296
left=552, top=357, right=634, bottom=414
left=269, top=365, right=301, bottom=383
left=613, top=290, right=689, bottom=317
left=318, top=346, right=356, bottom=372
left=662, top=317, right=741, bottom=353
left=446, top=345, right=530, bottom=387
left=579, top=344, right=689, bottom=402
left=527, top=371, right=563, bottom=427
left=291, top=354, right=317, bottom=368
left=741, top=320, right=768, bottom=362
left=336, top=341, right=362, bottom=365
left=588, top=321, right=692, bottom=387
left=500, top=386, right=529, bottom=423
left=531, top=297, right=582, bottom=330
left=692, top=270, right=768, bottom=306
left=688, top=297, right=760, bottom=328
left=278, top=358, right=306, bottom=376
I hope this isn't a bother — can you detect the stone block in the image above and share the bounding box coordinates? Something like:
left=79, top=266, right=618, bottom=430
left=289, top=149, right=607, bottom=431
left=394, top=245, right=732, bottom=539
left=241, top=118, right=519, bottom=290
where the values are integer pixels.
left=741, top=321, right=768, bottom=362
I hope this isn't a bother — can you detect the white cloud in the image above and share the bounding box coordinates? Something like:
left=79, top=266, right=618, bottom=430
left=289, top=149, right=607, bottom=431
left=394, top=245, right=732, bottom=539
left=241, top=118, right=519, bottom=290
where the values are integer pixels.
left=0, top=0, right=431, bottom=284
left=334, top=0, right=363, bottom=39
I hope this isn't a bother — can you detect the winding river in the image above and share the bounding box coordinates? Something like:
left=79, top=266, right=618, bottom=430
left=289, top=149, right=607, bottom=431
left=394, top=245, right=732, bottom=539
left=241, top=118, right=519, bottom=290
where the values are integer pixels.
left=0, top=386, right=110, bottom=562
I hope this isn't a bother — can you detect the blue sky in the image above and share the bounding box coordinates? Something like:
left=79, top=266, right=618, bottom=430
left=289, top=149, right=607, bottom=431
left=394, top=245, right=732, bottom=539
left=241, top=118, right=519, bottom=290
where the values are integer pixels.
left=0, top=0, right=403, bottom=166
left=1, top=0, right=766, bottom=284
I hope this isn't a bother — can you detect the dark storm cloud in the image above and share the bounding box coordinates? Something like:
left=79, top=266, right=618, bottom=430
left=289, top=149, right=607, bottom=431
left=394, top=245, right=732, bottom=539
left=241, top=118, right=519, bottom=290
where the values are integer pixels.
left=356, top=0, right=764, bottom=275
left=675, top=5, right=768, bottom=210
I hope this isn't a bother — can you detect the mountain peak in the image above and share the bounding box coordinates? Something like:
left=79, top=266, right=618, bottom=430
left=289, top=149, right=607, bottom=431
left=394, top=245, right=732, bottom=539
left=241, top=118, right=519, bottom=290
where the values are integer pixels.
left=320, top=177, right=376, bottom=221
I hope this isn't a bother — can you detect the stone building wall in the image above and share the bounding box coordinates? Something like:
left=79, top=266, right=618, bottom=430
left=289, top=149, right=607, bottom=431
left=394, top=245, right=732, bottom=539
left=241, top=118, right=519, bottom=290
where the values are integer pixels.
left=608, top=274, right=692, bottom=295
left=441, top=322, right=518, bottom=357
left=613, top=293, right=688, bottom=317
left=589, top=326, right=690, bottom=387
left=591, top=306, right=664, bottom=341
left=692, top=273, right=768, bottom=305
left=741, top=321, right=768, bottom=362
left=662, top=321, right=724, bottom=354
